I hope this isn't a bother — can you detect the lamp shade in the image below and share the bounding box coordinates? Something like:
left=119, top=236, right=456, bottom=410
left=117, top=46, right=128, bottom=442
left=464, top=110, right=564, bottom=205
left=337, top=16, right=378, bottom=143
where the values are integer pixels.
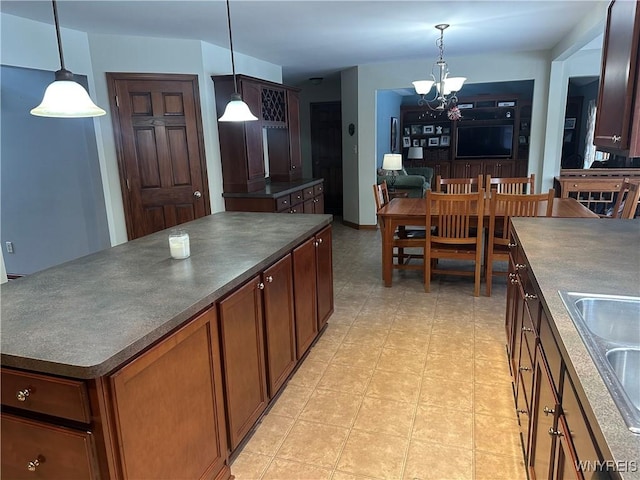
left=407, top=147, right=423, bottom=160
left=219, top=93, right=258, bottom=122
left=412, top=80, right=435, bottom=95
left=382, top=153, right=403, bottom=171
left=440, top=76, right=466, bottom=94
left=31, top=79, right=106, bottom=118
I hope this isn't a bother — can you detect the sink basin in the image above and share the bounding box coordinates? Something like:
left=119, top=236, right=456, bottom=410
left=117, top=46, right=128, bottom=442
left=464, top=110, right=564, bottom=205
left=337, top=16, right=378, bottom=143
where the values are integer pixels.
left=573, top=297, right=640, bottom=344
left=559, top=292, right=640, bottom=434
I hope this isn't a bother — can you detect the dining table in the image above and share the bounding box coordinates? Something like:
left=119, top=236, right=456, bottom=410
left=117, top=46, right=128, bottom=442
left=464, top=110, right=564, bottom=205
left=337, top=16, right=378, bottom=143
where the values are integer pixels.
left=377, top=196, right=600, bottom=287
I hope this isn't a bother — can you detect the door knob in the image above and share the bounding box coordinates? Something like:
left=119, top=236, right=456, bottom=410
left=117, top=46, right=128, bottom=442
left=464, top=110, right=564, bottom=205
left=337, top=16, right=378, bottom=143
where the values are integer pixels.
left=193, top=191, right=202, bottom=198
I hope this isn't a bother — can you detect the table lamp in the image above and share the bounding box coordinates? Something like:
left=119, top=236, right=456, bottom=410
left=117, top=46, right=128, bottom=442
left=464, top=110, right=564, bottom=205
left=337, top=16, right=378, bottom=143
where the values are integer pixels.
left=407, top=147, right=423, bottom=161
left=382, top=153, right=403, bottom=191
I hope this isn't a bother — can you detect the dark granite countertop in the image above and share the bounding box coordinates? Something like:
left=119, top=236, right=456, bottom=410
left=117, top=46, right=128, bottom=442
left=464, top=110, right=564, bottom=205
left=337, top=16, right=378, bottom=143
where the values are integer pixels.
left=511, top=217, right=640, bottom=479
left=1, top=212, right=332, bottom=379
left=222, top=178, right=323, bottom=198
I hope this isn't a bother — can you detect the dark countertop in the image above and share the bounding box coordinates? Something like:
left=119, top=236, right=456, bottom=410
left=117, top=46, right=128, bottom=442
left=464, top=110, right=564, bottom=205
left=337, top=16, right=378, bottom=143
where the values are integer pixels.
left=222, top=178, right=323, bottom=198
left=511, top=217, right=640, bottom=479
left=1, top=212, right=332, bottom=379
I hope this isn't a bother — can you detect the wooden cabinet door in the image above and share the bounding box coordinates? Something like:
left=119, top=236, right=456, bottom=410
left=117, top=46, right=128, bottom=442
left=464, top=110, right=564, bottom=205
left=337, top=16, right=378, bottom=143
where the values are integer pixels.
left=218, top=276, right=268, bottom=450
left=239, top=79, right=266, bottom=181
left=263, top=255, right=297, bottom=397
left=529, top=347, right=558, bottom=480
left=552, top=416, right=582, bottom=480
left=1, top=414, right=99, bottom=479
left=314, top=193, right=325, bottom=214
left=110, top=307, right=229, bottom=480
left=452, top=161, right=483, bottom=179
left=486, top=159, right=515, bottom=178
left=431, top=162, right=451, bottom=180
left=315, top=226, right=334, bottom=329
left=594, top=0, right=640, bottom=154
left=292, top=238, right=318, bottom=359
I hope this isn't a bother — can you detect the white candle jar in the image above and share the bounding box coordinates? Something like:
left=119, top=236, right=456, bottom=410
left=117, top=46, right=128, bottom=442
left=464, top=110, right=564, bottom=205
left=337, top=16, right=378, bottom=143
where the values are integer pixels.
left=168, top=229, right=190, bottom=259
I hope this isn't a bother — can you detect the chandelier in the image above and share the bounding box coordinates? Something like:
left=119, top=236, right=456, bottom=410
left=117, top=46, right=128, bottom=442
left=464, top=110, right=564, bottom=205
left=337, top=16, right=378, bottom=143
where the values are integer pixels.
left=412, top=24, right=466, bottom=112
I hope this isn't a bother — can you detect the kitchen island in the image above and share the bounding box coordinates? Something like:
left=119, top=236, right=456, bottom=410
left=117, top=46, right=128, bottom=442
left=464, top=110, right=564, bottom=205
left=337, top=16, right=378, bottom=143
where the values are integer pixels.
left=509, top=218, right=640, bottom=480
left=1, top=212, right=333, bottom=479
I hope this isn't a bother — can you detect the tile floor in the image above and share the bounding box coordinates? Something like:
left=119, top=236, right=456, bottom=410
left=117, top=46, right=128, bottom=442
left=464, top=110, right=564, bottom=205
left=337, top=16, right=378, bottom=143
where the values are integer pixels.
left=231, top=220, right=527, bottom=480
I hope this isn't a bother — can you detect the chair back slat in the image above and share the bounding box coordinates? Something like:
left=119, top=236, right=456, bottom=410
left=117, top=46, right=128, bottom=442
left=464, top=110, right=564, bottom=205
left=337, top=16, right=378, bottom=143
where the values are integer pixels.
left=486, top=174, right=535, bottom=195
left=621, top=181, right=640, bottom=219
left=373, top=181, right=390, bottom=211
left=428, top=190, right=484, bottom=241
left=435, top=175, right=483, bottom=194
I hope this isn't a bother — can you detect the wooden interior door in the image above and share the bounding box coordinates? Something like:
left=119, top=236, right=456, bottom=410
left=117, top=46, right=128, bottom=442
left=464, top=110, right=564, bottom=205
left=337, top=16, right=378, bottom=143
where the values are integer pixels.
left=311, top=102, right=342, bottom=216
left=107, top=73, right=210, bottom=239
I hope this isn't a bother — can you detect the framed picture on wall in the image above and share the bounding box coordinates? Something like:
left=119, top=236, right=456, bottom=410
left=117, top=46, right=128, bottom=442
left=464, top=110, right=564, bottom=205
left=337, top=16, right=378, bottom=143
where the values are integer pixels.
left=420, top=139, right=427, bottom=147
left=403, top=136, right=411, bottom=147
left=423, top=125, right=435, bottom=134
left=428, top=137, right=440, bottom=147
left=390, top=117, right=398, bottom=152
left=440, top=135, right=450, bottom=146
left=564, top=117, right=576, bottom=129
left=404, top=127, right=410, bottom=136
left=411, top=125, right=422, bottom=135
left=413, top=139, right=420, bottom=147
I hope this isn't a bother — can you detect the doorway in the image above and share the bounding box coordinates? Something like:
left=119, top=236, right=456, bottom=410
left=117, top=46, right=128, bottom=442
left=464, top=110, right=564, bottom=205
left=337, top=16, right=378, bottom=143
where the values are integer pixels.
left=107, top=73, right=210, bottom=240
left=310, top=102, right=343, bottom=216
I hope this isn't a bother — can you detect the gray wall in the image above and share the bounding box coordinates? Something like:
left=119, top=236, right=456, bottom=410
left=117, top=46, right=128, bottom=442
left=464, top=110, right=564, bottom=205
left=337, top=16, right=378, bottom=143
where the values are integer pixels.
left=1, top=65, right=110, bottom=275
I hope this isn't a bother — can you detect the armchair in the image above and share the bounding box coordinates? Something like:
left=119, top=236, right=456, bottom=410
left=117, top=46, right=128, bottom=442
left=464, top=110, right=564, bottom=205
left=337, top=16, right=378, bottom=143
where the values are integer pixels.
left=377, top=166, right=433, bottom=198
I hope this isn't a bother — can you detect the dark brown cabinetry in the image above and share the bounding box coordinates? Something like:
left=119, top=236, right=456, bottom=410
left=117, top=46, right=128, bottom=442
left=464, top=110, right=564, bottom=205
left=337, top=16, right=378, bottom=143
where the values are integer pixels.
left=218, top=276, right=269, bottom=451
left=315, top=226, right=334, bottom=329
left=212, top=75, right=302, bottom=193
left=223, top=179, right=325, bottom=214
left=506, top=228, right=613, bottom=480
left=594, top=0, right=640, bottom=157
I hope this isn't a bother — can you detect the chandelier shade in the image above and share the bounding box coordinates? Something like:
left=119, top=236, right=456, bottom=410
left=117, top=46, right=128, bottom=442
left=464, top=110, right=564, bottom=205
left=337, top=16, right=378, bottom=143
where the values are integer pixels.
left=31, top=1, right=106, bottom=118
left=218, top=0, right=258, bottom=122
left=413, top=24, right=466, bottom=111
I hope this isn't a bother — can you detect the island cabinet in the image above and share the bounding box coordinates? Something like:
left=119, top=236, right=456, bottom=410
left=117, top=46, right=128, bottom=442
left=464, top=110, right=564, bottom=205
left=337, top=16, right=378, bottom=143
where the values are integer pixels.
left=1, top=306, right=231, bottom=480
left=594, top=0, right=640, bottom=157
left=506, top=227, right=616, bottom=480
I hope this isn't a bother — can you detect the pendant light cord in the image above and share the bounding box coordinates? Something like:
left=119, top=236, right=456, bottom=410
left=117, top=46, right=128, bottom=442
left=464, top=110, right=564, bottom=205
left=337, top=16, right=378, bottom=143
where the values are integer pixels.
left=51, top=0, right=66, bottom=71
left=225, top=0, right=238, bottom=94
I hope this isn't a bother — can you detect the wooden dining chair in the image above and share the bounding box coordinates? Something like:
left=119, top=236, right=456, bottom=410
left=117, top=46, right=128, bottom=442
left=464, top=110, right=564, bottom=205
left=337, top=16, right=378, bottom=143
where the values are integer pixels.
left=424, top=189, right=485, bottom=297
left=485, top=174, right=536, bottom=194
left=485, top=188, right=554, bottom=296
left=435, top=175, right=483, bottom=193
left=620, top=181, right=640, bottom=219
left=373, top=182, right=424, bottom=273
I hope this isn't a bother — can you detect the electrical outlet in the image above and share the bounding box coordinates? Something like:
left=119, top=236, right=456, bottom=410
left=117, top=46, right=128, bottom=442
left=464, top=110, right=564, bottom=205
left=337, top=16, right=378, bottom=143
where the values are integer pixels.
left=5, top=241, right=14, bottom=254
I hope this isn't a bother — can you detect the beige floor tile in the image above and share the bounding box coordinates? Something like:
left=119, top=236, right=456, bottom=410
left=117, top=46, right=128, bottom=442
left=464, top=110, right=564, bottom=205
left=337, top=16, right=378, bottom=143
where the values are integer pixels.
left=419, top=375, right=473, bottom=411
left=242, top=414, right=295, bottom=456
left=351, top=312, right=394, bottom=330
left=474, top=413, right=522, bottom=458
left=475, top=337, right=509, bottom=360
left=376, top=347, right=427, bottom=375
left=299, top=388, right=363, bottom=427
left=428, top=333, right=474, bottom=359
left=331, top=342, right=382, bottom=371
left=424, top=353, right=474, bottom=383
left=366, top=369, right=422, bottom=404
left=353, top=396, right=416, bottom=438
left=336, top=429, right=409, bottom=479
left=289, top=360, right=329, bottom=389
left=474, top=356, right=512, bottom=386
left=262, top=458, right=332, bottom=480
left=306, top=338, right=341, bottom=363
left=390, top=314, right=433, bottom=333
left=412, top=403, right=473, bottom=449
left=342, top=326, right=389, bottom=348
left=230, top=451, right=272, bottom=480
left=403, top=437, right=473, bottom=480
left=383, top=329, right=430, bottom=352
left=332, top=471, right=384, bottom=480
left=474, top=381, right=518, bottom=420
left=475, top=451, right=527, bottom=480
left=268, top=384, right=313, bottom=419
left=317, top=363, right=373, bottom=395
left=321, top=323, right=351, bottom=344
left=276, top=420, right=349, bottom=469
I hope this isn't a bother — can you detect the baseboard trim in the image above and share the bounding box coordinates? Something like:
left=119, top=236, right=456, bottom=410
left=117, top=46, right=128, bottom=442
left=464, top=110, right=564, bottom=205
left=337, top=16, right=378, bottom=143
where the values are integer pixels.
left=341, top=219, right=377, bottom=230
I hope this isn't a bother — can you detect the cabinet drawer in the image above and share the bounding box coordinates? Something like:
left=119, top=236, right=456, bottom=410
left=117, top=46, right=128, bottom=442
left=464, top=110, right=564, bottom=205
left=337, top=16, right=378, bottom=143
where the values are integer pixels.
left=303, top=187, right=315, bottom=200
left=291, top=190, right=304, bottom=204
left=539, top=312, right=562, bottom=392
left=1, top=413, right=98, bottom=479
left=561, top=374, right=600, bottom=467
left=276, top=195, right=291, bottom=212
left=1, top=369, right=91, bottom=424
left=313, top=183, right=324, bottom=196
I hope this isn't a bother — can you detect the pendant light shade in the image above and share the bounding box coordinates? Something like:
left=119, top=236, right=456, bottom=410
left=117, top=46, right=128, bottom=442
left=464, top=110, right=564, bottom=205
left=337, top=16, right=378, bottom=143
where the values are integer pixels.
left=218, top=0, right=258, bottom=122
left=31, top=1, right=105, bottom=118
left=219, top=93, right=258, bottom=122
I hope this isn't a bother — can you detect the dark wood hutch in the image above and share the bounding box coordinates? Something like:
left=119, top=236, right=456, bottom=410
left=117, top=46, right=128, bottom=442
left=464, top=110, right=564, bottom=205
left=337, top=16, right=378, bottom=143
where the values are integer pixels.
left=400, top=95, right=530, bottom=180
left=212, top=74, right=324, bottom=213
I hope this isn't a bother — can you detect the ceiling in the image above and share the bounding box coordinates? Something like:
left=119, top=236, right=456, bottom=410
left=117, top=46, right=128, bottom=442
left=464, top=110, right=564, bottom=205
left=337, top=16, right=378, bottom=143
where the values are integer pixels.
left=1, top=1, right=604, bottom=85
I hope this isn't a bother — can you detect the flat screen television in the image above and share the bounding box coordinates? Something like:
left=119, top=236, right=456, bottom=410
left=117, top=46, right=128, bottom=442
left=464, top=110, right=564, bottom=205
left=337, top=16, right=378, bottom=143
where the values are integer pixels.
left=456, top=124, right=514, bottom=158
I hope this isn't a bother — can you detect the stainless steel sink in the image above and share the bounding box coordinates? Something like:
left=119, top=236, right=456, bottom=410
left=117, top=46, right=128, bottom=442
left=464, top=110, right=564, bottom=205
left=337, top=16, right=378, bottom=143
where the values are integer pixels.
left=559, top=292, right=640, bottom=434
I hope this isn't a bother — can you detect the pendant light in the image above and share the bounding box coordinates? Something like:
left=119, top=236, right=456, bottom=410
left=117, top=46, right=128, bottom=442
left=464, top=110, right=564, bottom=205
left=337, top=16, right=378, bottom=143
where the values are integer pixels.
left=30, top=1, right=106, bottom=118
left=218, top=0, right=258, bottom=122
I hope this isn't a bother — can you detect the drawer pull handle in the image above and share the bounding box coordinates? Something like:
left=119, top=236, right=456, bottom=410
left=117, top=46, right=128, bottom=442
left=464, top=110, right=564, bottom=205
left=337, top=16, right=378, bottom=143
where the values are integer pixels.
left=522, top=326, right=534, bottom=332
left=17, top=388, right=31, bottom=402
left=510, top=278, right=519, bottom=285
left=265, top=276, right=273, bottom=283
left=524, top=293, right=538, bottom=300
left=257, top=282, right=265, bottom=290
left=548, top=427, right=563, bottom=437
left=519, top=366, right=531, bottom=372
left=508, top=242, right=517, bottom=248
left=517, top=409, right=528, bottom=415
left=611, top=135, right=621, bottom=143
left=543, top=405, right=555, bottom=416
left=515, top=263, right=527, bottom=270
left=27, top=457, right=43, bottom=472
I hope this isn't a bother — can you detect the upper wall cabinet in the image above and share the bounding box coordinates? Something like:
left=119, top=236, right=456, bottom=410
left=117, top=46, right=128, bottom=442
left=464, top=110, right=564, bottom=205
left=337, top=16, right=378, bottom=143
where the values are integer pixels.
left=212, top=75, right=302, bottom=193
left=594, top=0, right=640, bottom=157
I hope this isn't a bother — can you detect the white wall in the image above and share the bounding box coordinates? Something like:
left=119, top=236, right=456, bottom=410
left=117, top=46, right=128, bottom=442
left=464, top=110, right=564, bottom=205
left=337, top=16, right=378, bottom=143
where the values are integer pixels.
left=341, top=67, right=359, bottom=225
left=2, top=12, right=282, bottom=246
